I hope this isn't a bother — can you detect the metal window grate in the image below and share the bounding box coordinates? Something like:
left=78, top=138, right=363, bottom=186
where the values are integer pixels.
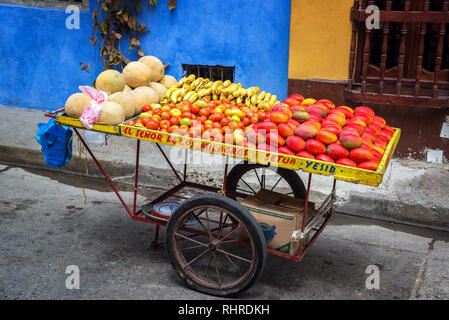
left=182, top=64, right=234, bottom=82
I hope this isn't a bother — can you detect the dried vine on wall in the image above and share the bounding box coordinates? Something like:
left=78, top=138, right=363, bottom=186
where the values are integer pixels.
left=90, top=0, right=176, bottom=71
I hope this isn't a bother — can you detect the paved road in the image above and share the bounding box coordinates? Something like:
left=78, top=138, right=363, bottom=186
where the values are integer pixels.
left=0, top=164, right=448, bottom=300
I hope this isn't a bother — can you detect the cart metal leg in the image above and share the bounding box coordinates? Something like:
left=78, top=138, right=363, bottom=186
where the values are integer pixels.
left=73, top=128, right=133, bottom=217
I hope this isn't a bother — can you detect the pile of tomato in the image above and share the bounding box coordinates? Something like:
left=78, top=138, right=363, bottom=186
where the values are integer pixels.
left=126, top=98, right=266, bottom=140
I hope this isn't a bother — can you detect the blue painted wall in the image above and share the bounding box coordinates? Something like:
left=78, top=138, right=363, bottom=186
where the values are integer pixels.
left=0, top=4, right=102, bottom=110
left=0, top=0, right=291, bottom=111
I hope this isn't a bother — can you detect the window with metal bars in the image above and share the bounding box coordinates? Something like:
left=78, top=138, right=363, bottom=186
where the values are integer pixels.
left=182, top=64, right=234, bottom=82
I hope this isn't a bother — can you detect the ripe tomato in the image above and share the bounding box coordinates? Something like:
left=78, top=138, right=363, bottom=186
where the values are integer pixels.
left=170, top=108, right=182, bottom=118
left=181, top=100, right=192, bottom=107
left=257, top=111, right=265, bottom=122
left=160, top=128, right=169, bottom=133
left=145, top=119, right=159, bottom=130
left=220, top=117, right=230, bottom=127
left=161, top=111, right=171, bottom=120
left=170, top=117, right=180, bottom=126
left=180, top=105, right=191, bottom=114
left=190, top=104, right=200, bottom=115
left=160, top=120, right=170, bottom=129
left=174, top=128, right=189, bottom=136
left=153, top=108, right=162, bottom=116
left=222, top=126, right=231, bottom=134
left=199, top=108, right=211, bottom=117
left=202, top=128, right=223, bottom=142
left=135, top=118, right=143, bottom=124
left=142, top=105, right=151, bottom=113
left=250, top=116, right=259, bottom=125
left=209, top=113, right=223, bottom=122
left=182, top=112, right=193, bottom=119
left=141, top=118, right=150, bottom=126
left=189, top=126, right=202, bottom=138
left=250, top=106, right=258, bottom=113
left=198, top=115, right=208, bottom=123
left=168, top=125, right=179, bottom=133
left=228, top=121, right=240, bottom=131
left=245, top=110, right=255, bottom=119
left=161, top=105, right=171, bottom=112
left=213, top=122, right=222, bottom=129
left=242, top=117, right=250, bottom=127
left=126, top=120, right=135, bottom=126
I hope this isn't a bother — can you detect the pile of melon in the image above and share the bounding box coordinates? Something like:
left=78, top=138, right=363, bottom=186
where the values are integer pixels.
left=64, top=55, right=179, bottom=125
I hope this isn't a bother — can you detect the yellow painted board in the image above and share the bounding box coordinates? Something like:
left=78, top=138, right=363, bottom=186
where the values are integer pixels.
left=120, top=124, right=401, bottom=187
left=55, top=114, right=121, bottom=135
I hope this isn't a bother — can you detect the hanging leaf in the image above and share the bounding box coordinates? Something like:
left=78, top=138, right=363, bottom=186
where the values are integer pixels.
left=138, top=23, right=147, bottom=32
left=80, top=63, right=90, bottom=73
left=112, top=0, right=120, bottom=10
left=137, top=47, right=144, bottom=57
left=168, top=0, right=176, bottom=10
left=91, top=0, right=159, bottom=70
left=100, top=20, right=108, bottom=33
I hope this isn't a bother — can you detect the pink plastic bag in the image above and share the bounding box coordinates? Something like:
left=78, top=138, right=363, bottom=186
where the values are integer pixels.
left=78, top=86, right=108, bottom=129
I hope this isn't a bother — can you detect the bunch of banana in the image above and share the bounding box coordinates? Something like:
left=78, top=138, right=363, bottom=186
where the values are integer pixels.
left=159, top=74, right=280, bottom=110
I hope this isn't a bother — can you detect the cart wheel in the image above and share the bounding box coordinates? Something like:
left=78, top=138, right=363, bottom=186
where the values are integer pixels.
left=225, top=163, right=306, bottom=200
left=166, top=194, right=267, bottom=297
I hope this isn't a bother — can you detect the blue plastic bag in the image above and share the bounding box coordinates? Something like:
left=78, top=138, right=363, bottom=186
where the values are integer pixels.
left=36, top=118, right=73, bottom=168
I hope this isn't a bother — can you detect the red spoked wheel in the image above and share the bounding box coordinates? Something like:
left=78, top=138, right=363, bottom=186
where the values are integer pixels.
left=165, top=194, right=266, bottom=297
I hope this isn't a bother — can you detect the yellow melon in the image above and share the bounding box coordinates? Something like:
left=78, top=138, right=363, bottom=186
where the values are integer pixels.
left=131, top=86, right=159, bottom=114
left=122, top=84, right=132, bottom=93
left=64, top=93, right=92, bottom=118
left=98, top=101, right=125, bottom=125
left=122, top=61, right=151, bottom=88
left=138, top=56, right=165, bottom=82
left=108, top=92, right=137, bottom=119
left=158, top=75, right=178, bottom=89
left=95, top=69, right=126, bottom=94
left=148, top=82, right=167, bottom=100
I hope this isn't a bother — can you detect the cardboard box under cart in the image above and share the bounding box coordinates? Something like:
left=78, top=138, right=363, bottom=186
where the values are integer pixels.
left=239, top=189, right=315, bottom=255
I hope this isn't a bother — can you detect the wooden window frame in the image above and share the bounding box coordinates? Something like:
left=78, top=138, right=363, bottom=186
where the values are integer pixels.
left=346, top=0, right=449, bottom=108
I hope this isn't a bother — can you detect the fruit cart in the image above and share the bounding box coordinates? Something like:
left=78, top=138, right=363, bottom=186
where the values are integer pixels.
left=45, top=108, right=401, bottom=297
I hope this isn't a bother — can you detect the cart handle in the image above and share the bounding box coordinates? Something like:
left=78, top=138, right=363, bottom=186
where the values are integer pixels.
left=45, top=108, right=65, bottom=118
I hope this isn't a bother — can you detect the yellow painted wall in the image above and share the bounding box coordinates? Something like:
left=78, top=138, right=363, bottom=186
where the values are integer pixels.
left=289, top=0, right=354, bottom=80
